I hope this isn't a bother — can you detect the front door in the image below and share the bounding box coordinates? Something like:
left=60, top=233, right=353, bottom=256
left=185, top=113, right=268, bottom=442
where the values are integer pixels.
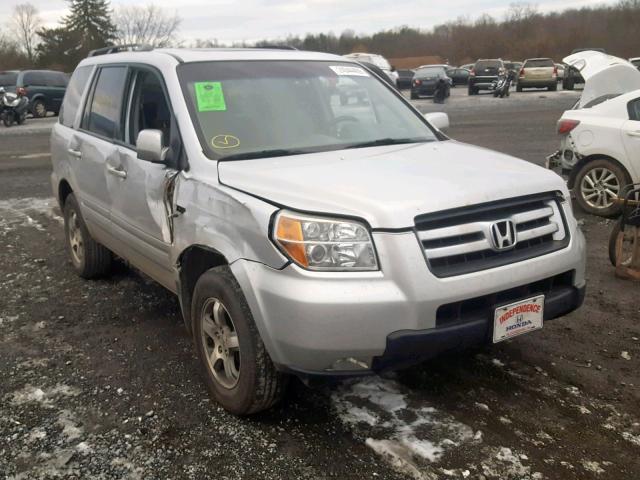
left=106, top=67, right=178, bottom=289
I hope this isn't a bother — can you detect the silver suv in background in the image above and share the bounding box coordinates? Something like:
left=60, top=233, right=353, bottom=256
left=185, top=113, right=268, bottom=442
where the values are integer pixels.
left=343, top=52, right=399, bottom=85
left=51, top=47, right=586, bottom=415
left=517, top=58, right=558, bottom=92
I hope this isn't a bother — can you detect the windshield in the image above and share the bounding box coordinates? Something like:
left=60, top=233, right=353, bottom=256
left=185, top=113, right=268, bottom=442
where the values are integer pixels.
left=415, top=67, right=445, bottom=77
left=178, top=60, right=438, bottom=161
left=0, top=72, right=18, bottom=87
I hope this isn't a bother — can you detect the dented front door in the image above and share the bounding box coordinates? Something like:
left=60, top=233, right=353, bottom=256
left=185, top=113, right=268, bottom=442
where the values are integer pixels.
left=107, top=145, right=177, bottom=289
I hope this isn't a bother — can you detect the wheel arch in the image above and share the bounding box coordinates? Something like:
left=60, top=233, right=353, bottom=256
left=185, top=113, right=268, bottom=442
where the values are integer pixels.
left=177, top=245, right=230, bottom=335
left=58, top=179, right=74, bottom=208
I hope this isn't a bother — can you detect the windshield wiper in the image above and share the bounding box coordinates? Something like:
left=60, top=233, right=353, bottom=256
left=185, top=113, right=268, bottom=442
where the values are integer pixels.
left=218, top=149, right=308, bottom=161
left=343, top=137, right=428, bottom=150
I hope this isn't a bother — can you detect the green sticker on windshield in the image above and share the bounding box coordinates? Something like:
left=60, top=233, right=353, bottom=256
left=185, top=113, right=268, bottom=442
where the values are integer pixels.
left=194, top=82, right=226, bottom=112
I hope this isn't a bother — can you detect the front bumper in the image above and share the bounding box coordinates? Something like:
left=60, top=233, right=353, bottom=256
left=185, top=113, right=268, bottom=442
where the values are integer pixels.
left=232, top=221, right=586, bottom=376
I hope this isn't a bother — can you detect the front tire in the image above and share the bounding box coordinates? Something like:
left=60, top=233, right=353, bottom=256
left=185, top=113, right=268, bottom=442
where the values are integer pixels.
left=63, top=193, right=112, bottom=278
left=192, top=266, right=288, bottom=415
left=574, top=159, right=630, bottom=217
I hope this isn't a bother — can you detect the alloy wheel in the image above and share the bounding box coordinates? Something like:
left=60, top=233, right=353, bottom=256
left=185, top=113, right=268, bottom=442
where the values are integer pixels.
left=68, top=210, right=84, bottom=265
left=580, top=167, right=620, bottom=209
left=200, top=298, right=241, bottom=389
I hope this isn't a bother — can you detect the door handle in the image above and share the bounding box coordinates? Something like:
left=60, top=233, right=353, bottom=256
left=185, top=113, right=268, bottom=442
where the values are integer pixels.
left=106, top=165, right=127, bottom=179
left=67, top=148, right=82, bottom=158
left=627, top=131, right=640, bottom=137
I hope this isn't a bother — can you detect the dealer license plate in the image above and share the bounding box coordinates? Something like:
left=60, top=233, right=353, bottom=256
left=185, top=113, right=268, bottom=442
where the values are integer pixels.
left=493, top=295, right=544, bottom=343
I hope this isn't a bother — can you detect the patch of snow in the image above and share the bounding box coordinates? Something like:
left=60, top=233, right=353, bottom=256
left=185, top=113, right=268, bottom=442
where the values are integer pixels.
left=332, top=377, right=475, bottom=479
left=481, top=447, right=538, bottom=479
left=622, top=431, right=640, bottom=446
left=8, top=383, right=81, bottom=406
left=491, top=358, right=505, bottom=367
left=0, top=197, right=61, bottom=233
left=581, top=460, right=605, bottom=474
left=57, top=410, right=83, bottom=441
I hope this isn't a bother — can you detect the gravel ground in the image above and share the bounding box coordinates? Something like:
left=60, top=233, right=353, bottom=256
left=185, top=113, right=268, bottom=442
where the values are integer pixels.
left=1, top=89, right=639, bottom=480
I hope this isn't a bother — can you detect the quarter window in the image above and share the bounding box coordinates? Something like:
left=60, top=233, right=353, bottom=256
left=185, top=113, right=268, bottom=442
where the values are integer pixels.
left=60, top=66, right=93, bottom=128
left=84, top=66, right=128, bottom=139
left=629, top=98, right=640, bottom=121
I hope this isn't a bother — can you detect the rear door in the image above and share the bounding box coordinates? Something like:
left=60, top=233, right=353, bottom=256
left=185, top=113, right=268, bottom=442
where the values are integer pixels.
left=622, top=97, right=640, bottom=182
left=106, top=66, right=178, bottom=289
left=71, top=65, right=129, bottom=238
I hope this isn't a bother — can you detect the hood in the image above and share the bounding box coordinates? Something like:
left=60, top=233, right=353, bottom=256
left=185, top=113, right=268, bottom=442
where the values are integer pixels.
left=218, top=141, right=566, bottom=229
left=563, top=50, right=640, bottom=108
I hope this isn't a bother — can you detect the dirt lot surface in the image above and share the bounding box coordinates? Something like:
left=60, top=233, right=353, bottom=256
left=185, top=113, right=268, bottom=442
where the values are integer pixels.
left=1, top=89, right=639, bottom=480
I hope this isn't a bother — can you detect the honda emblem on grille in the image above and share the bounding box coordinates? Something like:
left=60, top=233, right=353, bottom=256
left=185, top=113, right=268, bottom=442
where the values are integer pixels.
left=490, top=220, right=517, bottom=250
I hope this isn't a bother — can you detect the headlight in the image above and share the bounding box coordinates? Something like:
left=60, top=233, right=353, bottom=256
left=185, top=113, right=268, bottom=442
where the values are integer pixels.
left=273, top=211, right=378, bottom=271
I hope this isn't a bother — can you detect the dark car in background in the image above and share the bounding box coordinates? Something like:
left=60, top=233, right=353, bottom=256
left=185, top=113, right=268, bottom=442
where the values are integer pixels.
left=410, top=66, right=451, bottom=99
left=562, top=48, right=605, bottom=90
left=468, top=59, right=505, bottom=95
left=446, top=67, right=470, bottom=86
left=0, top=70, right=68, bottom=117
left=396, top=69, right=415, bottom=89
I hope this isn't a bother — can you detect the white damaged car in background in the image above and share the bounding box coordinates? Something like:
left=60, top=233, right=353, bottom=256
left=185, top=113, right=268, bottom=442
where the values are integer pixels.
left=547, top=50, right=640, bottom=216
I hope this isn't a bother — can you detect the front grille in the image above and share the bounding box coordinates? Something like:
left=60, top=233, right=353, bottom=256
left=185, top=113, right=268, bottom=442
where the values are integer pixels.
left=436, top=270, right=574, bottom=327
left=415, top=192, right=570, bottom=278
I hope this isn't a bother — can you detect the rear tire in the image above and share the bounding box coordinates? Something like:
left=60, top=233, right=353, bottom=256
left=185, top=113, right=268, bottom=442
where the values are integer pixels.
left=574, top=159, right=630, bottom=217
left=192, top=266, right=288, bottom=415
left=32, top=99, right=46, bottom=118
left=516, top=84, right=523, bottom=92
left=410, top=92, right=419, bottom=100
left=549, top=83, right=557, bottom=91
left=564, top=78, right=575, bottom=90
left=63, top=193, right=112, bottom=278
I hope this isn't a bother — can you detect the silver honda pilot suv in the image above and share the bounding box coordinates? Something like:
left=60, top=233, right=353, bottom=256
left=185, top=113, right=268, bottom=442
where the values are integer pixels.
left=51, top=47, right=586, bottom=414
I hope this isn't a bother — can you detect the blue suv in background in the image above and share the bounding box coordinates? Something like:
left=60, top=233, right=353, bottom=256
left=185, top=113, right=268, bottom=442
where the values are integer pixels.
left=0, top=69, right=68, bottom=118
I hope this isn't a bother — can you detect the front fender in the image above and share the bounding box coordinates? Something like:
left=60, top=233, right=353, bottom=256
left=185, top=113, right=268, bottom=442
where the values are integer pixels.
left=171, top=175, right=287, bottom=269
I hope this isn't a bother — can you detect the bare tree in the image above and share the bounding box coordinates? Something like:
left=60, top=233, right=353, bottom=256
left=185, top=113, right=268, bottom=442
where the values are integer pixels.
left=114, top=5, right=181, bottom=48
left=10, top=3, right=41, bottom=63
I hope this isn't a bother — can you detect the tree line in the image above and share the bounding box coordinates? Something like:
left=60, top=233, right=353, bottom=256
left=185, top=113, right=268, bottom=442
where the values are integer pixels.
left=256, top=1, right=640, bottom=65
left=0, top=0, right=180, bottom=72
left=2, top=0, right=640, bottom=73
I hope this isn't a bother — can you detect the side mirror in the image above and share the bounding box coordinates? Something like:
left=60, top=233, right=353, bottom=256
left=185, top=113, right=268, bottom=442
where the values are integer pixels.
left=137, top=129, right=168, bottom=163
left=390, top=65, right=397, bottom=72
left=424, top=112, right=450, bottom=131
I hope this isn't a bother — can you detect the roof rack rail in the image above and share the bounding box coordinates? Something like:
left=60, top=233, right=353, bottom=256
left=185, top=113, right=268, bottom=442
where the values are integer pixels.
left=88, top=44, right=154, bottom=57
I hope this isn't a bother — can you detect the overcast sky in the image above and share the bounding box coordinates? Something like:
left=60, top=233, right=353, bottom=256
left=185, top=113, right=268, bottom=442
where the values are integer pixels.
left=0, top=0, right=615, bottom=44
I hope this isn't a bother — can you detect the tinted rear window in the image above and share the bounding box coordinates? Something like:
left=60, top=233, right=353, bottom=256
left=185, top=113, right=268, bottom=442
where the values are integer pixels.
left=475, top=60, right=502, bottom=69
left=524, top=59, right=554, bottom=68
left=0, top=72, right=18, bottom=87
left=415, top=67, right=445, bottom=76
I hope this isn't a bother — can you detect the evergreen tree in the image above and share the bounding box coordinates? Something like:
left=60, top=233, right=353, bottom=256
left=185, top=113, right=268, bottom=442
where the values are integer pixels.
left=37, top=0, right=115, bottom=70
left=62, top=0, right=116, bottom=56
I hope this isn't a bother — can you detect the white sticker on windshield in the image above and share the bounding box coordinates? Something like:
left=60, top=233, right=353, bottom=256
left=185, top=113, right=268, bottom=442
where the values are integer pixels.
left=329, top=65, right=370, bottom=77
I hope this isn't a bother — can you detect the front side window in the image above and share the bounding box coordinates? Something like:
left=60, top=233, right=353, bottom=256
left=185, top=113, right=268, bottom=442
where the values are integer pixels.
left=84, top=66, right=128, bottom=139
left=127, top=69, right=171, bottom=146
left=178, top=61, right=437, bottom=161
left=60, top=66, right=93, bottom=127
